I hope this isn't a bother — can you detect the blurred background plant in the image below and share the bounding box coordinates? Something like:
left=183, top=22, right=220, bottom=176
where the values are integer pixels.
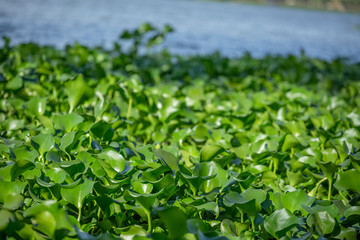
left=212, top=0, right=360, bottom=13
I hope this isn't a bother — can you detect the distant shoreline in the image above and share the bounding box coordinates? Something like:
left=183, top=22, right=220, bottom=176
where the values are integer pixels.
left=201, top=0, right=360, bottom=13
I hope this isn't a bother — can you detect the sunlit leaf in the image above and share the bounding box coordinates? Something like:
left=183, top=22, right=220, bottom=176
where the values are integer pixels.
left=97, top=149, right=125, bottom=178
left=200, top=145, right=225, bottom=162
left=264, top=209, right=303, bottom=239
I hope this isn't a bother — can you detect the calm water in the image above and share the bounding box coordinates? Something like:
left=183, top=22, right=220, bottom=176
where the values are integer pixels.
left=0, top=0, right=360, bottom=60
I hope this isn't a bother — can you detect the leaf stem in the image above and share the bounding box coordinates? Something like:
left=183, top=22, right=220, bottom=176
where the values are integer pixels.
left=78, top=206, right=82, bottom=222
left=273, top=158, right=278, bottom=173
left=146, top=211, right=152, bottom=233
left=88, top=135, right=92, bottom=149
left=309, top=177, right=327, bottom=197
left=127, top=96, right=132, bottom=120
left=250, top=217, right=255, bottom=232
left=237, top=207, right=244, bottom=223
left=338, top=190, right=349, bottom=204
left=328, top=178, right=333, bottom=201
left=97, top=206, right=101, bottom=220
left=66, top=152, right=71, bottom=161
left=190, top=185, right=197, bottom=196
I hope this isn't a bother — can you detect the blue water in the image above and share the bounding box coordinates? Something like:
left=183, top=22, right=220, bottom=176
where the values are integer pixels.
left=0, top=0, right=360, bottom=60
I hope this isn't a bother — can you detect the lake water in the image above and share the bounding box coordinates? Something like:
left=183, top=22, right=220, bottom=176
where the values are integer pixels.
left=0, top=0, right=360, bottom=61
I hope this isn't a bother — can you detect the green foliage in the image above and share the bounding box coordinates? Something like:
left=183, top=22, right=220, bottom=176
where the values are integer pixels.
left=1, top=23, right=360, bottom=239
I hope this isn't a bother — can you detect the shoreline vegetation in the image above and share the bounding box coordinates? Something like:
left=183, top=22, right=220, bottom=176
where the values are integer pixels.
left=205, top=0, right=360, bottom=13
left=1, top=24, right=360, bottom=239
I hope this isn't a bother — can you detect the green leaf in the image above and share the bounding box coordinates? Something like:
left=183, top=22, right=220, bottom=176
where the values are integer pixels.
left=132, top=182, right=153, bottom=194
left=155, top=149, right=179, bottom=171
left=31, top=133, right=55, bottom=156
left=11, top=146, right=39, bottom=162
left=23, top=201, right=72, bottom=236
left=53, top=112, right=84, bottom=132
left=127, top=189, right=163, bottom=212
left=344, top=206, right=360, bottom=219
left=264, top=208, right=303, bottom=239
left=223, top=191, right=260, bottom=217
left=0, top=165, right=12, bottom=181
left=97, top=150, right=125, bottom=178
left=37, top=115, right=54, bottom=132
left=4, top=192, right=24, bottom=210
left=335, top=227, right=357, bottom=240
left=317, top=161, right=339, bottom=180
left=302, top=202, right=339, bottom=218
left=280, top=190, right=315, bottom=213
left=241, top=188, right=266, bottom=204
left=90, top=121, right=114, bottom=140
left=321, top=148, right=338, bottom=163
left=56, top=160, right=86, bottom=177
left=334, top=169, right=360, bottom=193
left=6, top=76, right=23, bottom=90
left=35, top=210, right=56, bottom=236
left=234, top=172, right=259, bottom=189
left=46, top=168, right=68, bottom=183
left=25, top=97, right=46, bottom=116
left=157, top=207, right=187, bottom=239
left=341, top=206, right=360, bottom=226
left=0, top=209, right=13, bottom=231
left=151, top=174, right=175, bottom=193
left=187, top=219, right=210, bottom=234
left=46, top=149, right=61, bottom=162
left=61, top=178, right=94, bottom=209
left=193, top=162, right=227, bottom=193
left=119, top=225, right=147, bottom=240
left=10, top=159, right=35, bottom=180
left=5, top=119, right=24, bottom=131
left=60, top=131, right=84, bottom=153
left=180, top=173, right=216, bottom=195
left=0, top=180, right=27, bottom=203
left=192, top=202, right=218, bottom=215
left=64, top=74, right=91, bottom=112
left=311, top=211, right=335, bottom=235
left=281, top=134, right=301, bottom=152
left=199, top=145, right=225, bottom=162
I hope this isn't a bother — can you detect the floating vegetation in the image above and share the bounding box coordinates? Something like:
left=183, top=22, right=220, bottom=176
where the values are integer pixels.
left=0, top=24, right=360, bottom=239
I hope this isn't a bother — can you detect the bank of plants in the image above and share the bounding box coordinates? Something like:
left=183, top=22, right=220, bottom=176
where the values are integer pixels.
left=0, top=24, right=360, bottom=239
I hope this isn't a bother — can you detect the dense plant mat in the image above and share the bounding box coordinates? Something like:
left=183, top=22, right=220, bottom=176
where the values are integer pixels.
left=1, top=24, right=360, bottom=240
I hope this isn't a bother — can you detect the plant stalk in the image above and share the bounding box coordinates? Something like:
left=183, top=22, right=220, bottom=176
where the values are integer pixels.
left=127, top=96, right=133, bottom=119
left=146, top=211, right=152, bottom=233
left=338, top=190, right=349, bottom=204
left=78, top=206, right=82, bottom=222
left=328, top=178, right=333, bottom=201
left=309, top=177, right=327, bottom=197
left=250, top=217, right=255, bottom=232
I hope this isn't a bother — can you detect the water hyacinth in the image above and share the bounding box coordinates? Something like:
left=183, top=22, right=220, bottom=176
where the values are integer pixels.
left=0, top=24, right=360, bottom=239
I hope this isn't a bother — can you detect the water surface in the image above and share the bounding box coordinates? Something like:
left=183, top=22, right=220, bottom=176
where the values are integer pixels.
left=0, top=0, right=360, bottom=60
